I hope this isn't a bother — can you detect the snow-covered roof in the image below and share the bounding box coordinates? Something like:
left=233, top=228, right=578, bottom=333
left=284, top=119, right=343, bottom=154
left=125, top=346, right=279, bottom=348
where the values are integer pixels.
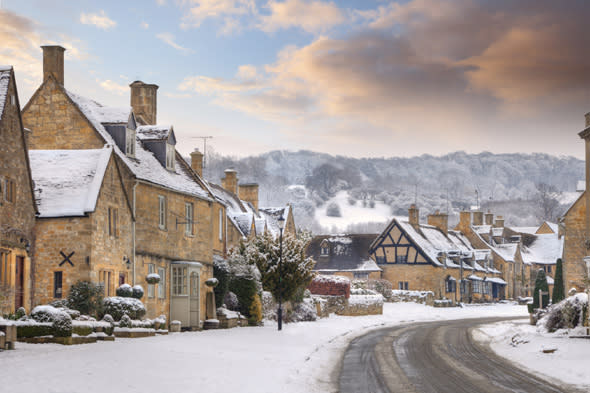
left=0, top=66, right=11, bottom=122
left=30, top=147, right=111, bottom=217
left=259, top=205, right=290, bottom=237
left=493, top=243, right=518, bottom=262
left=511, top=226, right=538, bottom=235
left=65, top=89, right=211, bottom=201
left=473, top=225, right=491, bottom=234
left=486, top=277, right=507, bottom=285
left=136, top=125, right=173, bottom=141
left=576, top=180, right=585, bottom=192
left=521, top=233, right=563, bottom=265
left=492, top=227, right=504, bottom=237
left=546, top=276, right=555, bottom=285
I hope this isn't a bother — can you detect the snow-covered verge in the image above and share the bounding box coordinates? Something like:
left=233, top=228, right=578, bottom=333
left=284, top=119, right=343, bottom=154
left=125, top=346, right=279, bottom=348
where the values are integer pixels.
left=474, top=320, right=590, bottom=390
left=0, top=303, right=525, bottom=393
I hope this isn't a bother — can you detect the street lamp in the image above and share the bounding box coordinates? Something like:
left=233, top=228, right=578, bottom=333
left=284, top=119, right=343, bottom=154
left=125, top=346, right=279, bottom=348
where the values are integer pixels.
left=584, top=257, right=590, bottom=335
left=277, top=216, right=285, bottom=331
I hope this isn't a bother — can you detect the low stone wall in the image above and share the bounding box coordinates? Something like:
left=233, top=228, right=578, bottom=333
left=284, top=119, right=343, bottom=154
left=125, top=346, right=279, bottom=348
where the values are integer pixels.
left=391, top=290, right=435, bottom=306
left=341, top=295, right=384, bottom=316
left=313, top=295, right=348, bottom=317
left=308, top=275, right=350, bottom=298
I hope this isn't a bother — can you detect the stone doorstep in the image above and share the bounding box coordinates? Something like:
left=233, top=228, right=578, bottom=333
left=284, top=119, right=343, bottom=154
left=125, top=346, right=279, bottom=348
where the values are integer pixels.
left=113, top=330, right=156, bottom=338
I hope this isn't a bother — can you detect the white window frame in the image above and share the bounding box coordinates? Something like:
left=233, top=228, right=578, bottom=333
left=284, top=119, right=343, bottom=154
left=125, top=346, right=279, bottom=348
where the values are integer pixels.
left=125, top=128, right=136, bottom=157
left=172, top=266, right=187, bottom=296
left=158, top=195, right=167, bottom=230
left=166, top=143, right=175, bottom=170
left=185, top=202, right=194, bottom=236
left=148, top=264, right=155, bottom=298
left=158, top=267, right=166, bottom=299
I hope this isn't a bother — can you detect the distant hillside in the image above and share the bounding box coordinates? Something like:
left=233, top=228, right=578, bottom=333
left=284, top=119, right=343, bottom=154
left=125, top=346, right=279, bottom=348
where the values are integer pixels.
left=200, top=150, right=584, bottom=233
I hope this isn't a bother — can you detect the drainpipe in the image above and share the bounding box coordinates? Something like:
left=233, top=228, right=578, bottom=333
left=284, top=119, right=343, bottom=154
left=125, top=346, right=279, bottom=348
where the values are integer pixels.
left=133, top=181, right=138, bottom=285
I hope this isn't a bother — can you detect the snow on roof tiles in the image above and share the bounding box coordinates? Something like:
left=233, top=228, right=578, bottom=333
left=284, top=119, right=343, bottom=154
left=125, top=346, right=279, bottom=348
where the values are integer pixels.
left=30, top=147, right=112, bottom=217
left=0, top=66, right=11, bottom=122
left=136, top=125, right=172, bottom=141
left=65, top=89, right=210, bottom=200
left=521, top=233, right=563, bottom=265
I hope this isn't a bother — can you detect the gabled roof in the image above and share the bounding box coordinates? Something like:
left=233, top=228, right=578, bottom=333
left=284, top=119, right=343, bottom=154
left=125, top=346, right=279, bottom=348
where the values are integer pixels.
left=63, top=89, right=212, bottom=201
left=259, top=205, right=291, bottom=237
left=307, top=234, right=381, bottom=272
left=520, top=233, right=563, bottom=265
left=30, top=147, right=112, bottom=218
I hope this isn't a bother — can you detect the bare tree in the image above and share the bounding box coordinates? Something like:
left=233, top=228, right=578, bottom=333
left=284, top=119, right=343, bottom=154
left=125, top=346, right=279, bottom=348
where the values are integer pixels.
left=535, top=183, right=561, bottom=222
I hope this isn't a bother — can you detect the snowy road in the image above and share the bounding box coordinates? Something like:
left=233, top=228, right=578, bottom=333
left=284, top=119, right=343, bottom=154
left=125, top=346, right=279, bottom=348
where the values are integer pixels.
left=339, top=317, right=584, bottom=393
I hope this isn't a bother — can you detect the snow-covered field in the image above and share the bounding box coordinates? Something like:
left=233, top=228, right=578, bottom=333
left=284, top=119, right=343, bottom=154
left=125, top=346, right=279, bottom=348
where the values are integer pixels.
left=315, top=190, right=392, bottom=231
left=474, top=320, right=590, bottom=390
left=1, top=303, right=526, bottom=393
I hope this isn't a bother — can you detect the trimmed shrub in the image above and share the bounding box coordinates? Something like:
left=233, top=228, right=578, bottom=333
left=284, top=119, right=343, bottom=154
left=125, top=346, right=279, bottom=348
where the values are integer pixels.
left=102, top=297, right=146, bottom=321
left=31, top=305, right=66, bottom=323
left=540, top=293, right=588, bottom=332
left=49, top=299, right=69, bottom=309
left=532, top=269, right=550, bottom=310
left=367, top=279, right=393, bottom=301
left=16, top=323, right=53, bottom=338
left=119, top=314, right=132, bottom=328
left=116, top=284, right=133, bottom=298
left=224, top=291, right=239, bottom=311
left=132, top=285, right=144, bottom=299
left=248, top=294, right=262, bottom=326
left=101, top=314, right=114, bottom=324
left=289, top=298, right=317, bottom=322
left=52, top=314, right=72, bottom=337
left=229, top=276, right=258, bottom=320
left=15, top=307, right=26, bottom=319
left=552, top=259, right=565, bottom=304
left=72, top=325, right=93, bottom=336
left=67, top=280, right=104, bottom=317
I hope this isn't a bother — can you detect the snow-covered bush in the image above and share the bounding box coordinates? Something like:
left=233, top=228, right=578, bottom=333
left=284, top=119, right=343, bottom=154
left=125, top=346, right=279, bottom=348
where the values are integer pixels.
left=119, top=314, right=132, bottom=328
left=15, top=307, right=26, bottom=319
left=261, top=291, right=276, bottom=320
left=249, top=294, right=263, bottom=326
left=60, top=308, right=81, bottom=319
left=214, top=257, right=230, bottom=308
left=367, top=279, right=393, bottom=301
left=102, top=297, right=146, bottom=321
left=30, top=305, right=72, bottom=337
left=52, top=313, right=72, bottom=337
left=49, top=299, right=69, bottom=309
left=101, top=314, right=114, bottom=324
left=116, top=283, right=133, bottom=298
left=66, top=280, right=104, bottom=317
left=326, top=202, right=341, bottom=217
left=289, top=298, right=317, bottom=322
left=132, top=285, right=144, bottom=299
left=224, top=291, right=239, bottom=311
left=539, top=293, right=588, bottom=332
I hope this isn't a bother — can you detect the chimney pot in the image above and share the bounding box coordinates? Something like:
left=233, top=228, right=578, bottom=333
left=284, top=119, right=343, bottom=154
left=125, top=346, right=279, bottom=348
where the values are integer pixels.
left=484, top=211, right=494, bottom=226
left=239, top=183, right=259, bottom=211
left=221, top=169, right=238, bottom=195
left=42, top=45, right=65, bottom=85
left=428, top=211, right=448, bottom=235
left=472, top=211, right=484, bottom=226
left=585, top=112, right=590, bottom=128
left=408, top=205, right=419, bottom=226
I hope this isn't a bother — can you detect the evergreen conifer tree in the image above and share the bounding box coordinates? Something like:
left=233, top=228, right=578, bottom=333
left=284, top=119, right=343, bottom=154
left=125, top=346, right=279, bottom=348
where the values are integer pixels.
left=532, top=268, right=550, bottom=310
left=551, top=259, right=565, bottom=304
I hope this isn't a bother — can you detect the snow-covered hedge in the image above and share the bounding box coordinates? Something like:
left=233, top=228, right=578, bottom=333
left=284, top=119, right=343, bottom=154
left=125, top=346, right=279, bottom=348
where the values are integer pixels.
left=116, top=283, right=133, bottom=298
left=538, top=293, right=588, bottom=333
left=26, top=305, right=73, bottom=337
left=308, top=275, right=351, bottom=298
left=132, top=285, right=144, bottom=299
left=102, top=296, right=146, bottom=321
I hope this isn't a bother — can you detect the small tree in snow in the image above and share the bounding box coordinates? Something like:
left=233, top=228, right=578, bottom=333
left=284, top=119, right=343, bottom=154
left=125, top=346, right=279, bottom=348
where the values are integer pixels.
left=552, top=259, right=565, bottom=304
left=326, top=202, right=341, bottom=217
left=239, top=231, right=316, bottom=305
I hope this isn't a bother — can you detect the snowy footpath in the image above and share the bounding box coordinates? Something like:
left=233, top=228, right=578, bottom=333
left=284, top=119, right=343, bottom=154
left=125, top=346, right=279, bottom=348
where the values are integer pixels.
left=1, top=303, right=526, bottom=393
left=474, top=320, right=590, bottom=390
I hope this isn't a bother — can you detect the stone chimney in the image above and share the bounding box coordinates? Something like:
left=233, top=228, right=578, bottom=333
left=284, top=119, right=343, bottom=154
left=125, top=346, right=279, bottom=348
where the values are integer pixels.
left=585, top=112, right=590, bottom=128
left=494, top=215, right=505, bottom=228
left=239, top=183, right=259, bottom=211
left=484, top=211, right=494, bottom=225
left=190, top=148, right=204, bottom=177
left=472, top=211, right=484, bottom=226
left=42, top=45, right=65, bottom=85
left=428, top=210, right=448, bottom=236
left=457, top=211, right=471, bottom=232
left=221, top=169, right=238, bottom=195
left=408, top=204, right=419, bottom=226
left=130, top=81, right=158, bottom=125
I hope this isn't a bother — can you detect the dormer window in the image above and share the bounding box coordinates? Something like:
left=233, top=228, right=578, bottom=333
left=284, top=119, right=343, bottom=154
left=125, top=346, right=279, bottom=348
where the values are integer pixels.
left=166, top=143, right=175, bottom=170
left=126, top=128, right=136, bottom=157
left=320, top=242, right=329, bottom=256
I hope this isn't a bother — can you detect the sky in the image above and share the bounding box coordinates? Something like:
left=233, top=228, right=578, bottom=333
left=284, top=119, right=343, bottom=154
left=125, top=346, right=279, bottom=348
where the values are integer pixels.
left=1, top=0, right=589, bottom=159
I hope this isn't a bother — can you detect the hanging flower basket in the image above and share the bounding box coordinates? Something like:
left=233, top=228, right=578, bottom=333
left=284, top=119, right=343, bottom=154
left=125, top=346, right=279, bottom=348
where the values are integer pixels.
left=205, top=278, right=219, bottom=288
left=146, top=273, right=161, bottom=285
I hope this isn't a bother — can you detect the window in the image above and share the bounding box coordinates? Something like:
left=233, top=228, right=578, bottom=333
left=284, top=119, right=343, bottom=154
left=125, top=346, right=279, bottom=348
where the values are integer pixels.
left=353, top=272, right=369, bottom=279
left=54, top=272, right=63, bottom=298
left=0, top=252, right=4, bottom=285
left=460, top=280, right=468, bottom=295
left=166, top=143, right=175, bottom=170
left=1, top=252, right=7, bottom=286
left=482, top=281, right=491, bottom=295
left=547, top=265, right=552, bottom=274
left=398, top=281, right=409, bottom=290
left=158, top=196, right=167, bottom=230
left=472, top=280, right=482, bottom=294
left=99, top=270, right=112, bottom=296
left=3, top=178, right=15, bottom=203
left=108, top=207, right=118, bottom=237
left=375, top=255, right=385, bottom=264
left=396, top=255, right=408, bottom=263
left=158, top=267, right=166, bottom=299
left=445, top=277, right=456, bottom=293
left=148, top=264, right=155, bottom=298
left=185, top=202, right=194, bottom=236
left=172, top=266, right=187, bottom=296
left=219, top=209, right=223, bottom=241
left=125, top=128, right=136, bottom=157
left=320, top=245, right=329, bottom=256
